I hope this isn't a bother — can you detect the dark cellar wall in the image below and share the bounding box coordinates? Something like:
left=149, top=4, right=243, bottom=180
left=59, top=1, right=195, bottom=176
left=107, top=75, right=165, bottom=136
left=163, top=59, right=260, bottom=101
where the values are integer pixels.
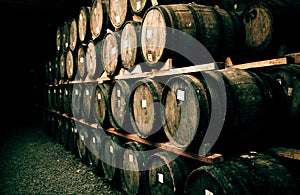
left=0, top=9, right=67, bottom=127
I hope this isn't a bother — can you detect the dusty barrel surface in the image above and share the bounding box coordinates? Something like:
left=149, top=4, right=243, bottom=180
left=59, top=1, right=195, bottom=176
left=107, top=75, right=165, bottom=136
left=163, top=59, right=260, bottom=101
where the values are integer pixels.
left=69, top=18, right=78, bottom=51
left=68, top=119, right=79, bottom=157
left=140, top=3, right=243, bottom=68
left=76, top=44, right=87, bottom=80
left=90, top=0, right=110, bottom=40
left=71, top=83, right=83, bottom=119
left=129, top=78, right=166, bottom=140
left=263, top=64, right=300, bottom=147
left=102, top=31, right=121, bottom=77
left=86, top=40, right=103, bottom=80
left=145, top=151, right=191, bottom=195
left=211, top=68, right=285, bottom=154
left=120, top=20, right=144, bottom=71
left=59, top=51, right=67, bottom=80
left=119, top=141, right=148, bottom=195
left=161, top=74, right=210, bottom=150
left=184, top=152, right=299, bottom=195
left=66, top=49, right=77, bottom=81
left=61, top=20, right=70, bottom=52
left=63, top=83, right=73, bottom=117
left=76, top=124, right=90, bottom=164
left=94, top=81, right=112, bottom=129
left=56, top=25, right=62, bottom=52
left=78, top=6, right=91, bottom=44
left=101, top=134, right=124, bottom=182
left=241, top=0, right=300, bottom=58
left=108, top=0, right=130, bottom=29
left=81, top=82, right=97, bottom=123
left=108, top=79, right=135, bottom=132
left=87, top=128, right=105, bottom=175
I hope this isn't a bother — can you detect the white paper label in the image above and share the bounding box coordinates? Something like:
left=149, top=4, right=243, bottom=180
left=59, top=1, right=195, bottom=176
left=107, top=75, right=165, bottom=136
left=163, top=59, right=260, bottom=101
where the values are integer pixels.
left=80, top=57, right=84, bottom=63
left=79, top=14, right=83, bottom=20
left=110, top=145, right=114, bottom=154
left=75, top=89, right=78, bottom=95
left=111, top=47, right=116, bottom=55
left=137, top=1, right=141, bottom=10
left=288, top=87, right=293, bottom=96
left=129, top=154, right=133, bottom=162
left=49, top=67, right=52, bottom=72
left=146, top=29, right=152, bottom=39
left=148, top=53, right=153, bottom=62
left=116, top=16, right=120, bottom=23
left=54, top=89, right=56, bottom=94
left=74, top=128, right=77, bottom=133
left=96, top=27, right=100, bottom=34
left=81, top=135, right=85, bottom=141
left=205, top=189, right=214, bottom=195
left=98, top=93, right=101, bottom=100
left=142, top=99, right=147, bottom=108
left=90, top=62, right=93, bottom=70
left=48, top=90, right=51, bottom=94
left=71, top=127, right=74, bottom=132
left=151, top=0, right=158, bottom=6
left=65, top=43, right=68, bottom=48
left=60, top=89, right=62, bottom=93
left=65, top=90, right=68, bottom=95
left=117, top=89, right=121, bottom=97
left=277, top=79, right=282, bottom=85
left=86, top=89, right=89, bottom=96
left=117, top=99, right=121, bottom=108
left=158, top=173, right=164, bottom=183
left=81, top=35, right=85, bottom=40
left=177, top=90, right=185, bottom=101
left=93, top=137, right=96, bottom=144
left=61, top=61, right=64, bottom=66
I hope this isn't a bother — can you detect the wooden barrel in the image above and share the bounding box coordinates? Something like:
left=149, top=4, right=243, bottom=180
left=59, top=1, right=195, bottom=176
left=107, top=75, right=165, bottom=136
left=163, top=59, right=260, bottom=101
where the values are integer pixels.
left=66, top=49, right=77, bottom=81
left=87, top=128, right=105, bottom=175
left=108, top=0, right=130, bottom=29
left=120, top=20, right=144, bottom=71
left=69, top=18, right=78, bottom=51
left=59, top=51, right=67, bottom=80
left=61, top=20, right=70, bottom=52
left=211, top=68, right=283, bottom=154
left=77, top=43, right=87, bottom=80
left=129, top=78, right=166, bottom=141
left=161, top=74, right=210, bottom=150
left=56, top=25, right=62, bottom=52
left=119, top=141, right=148, bottom=195
left=51, top=85, right=58, bottom=110
left=140, top=3, right=243, bottom=67
left=78, top=6, right=91, bottom=44
left=86, top=40, right=103, bottom=80
left=108, top=79, right=135, bottom=132
left=46, top=59, right=54, bottom=84
left=63, top=83, right=73, bottom=117
left=94, top=81, right=112, bottom=129
left=184, top=152, right=299, bottom=194
left=54, top=55, right=60, bottom=82
left=71, top=83, right=83, bottom=119
left=145, top=151, right=191, bottom=195
left=102, top=31, right=121, bottom=77
left=130, top=0, right=217, bottom=17
left=61, top=117, right=70, bottom=150
left=76, top=124, right=90, bottom=164
left=57, top=84, right=65, bottom=113
left=90, top=0, right=111, bottom=40
left=264, top=64, right=300, bottom=147
left=101, top=134, right=124, bottom=182
left=82, top=82, right=97, bottom=123
left=241, top=0, right=300, bottom=59
left=68, top=119, right=79, bottom=157
left=47, top=85, right=53, bottom=109
left=55, top=116, right=63, bottom=144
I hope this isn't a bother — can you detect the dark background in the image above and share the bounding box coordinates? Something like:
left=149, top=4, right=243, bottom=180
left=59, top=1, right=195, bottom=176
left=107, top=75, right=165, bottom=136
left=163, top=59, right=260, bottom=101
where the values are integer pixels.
left=0, top=0, right=85, bottom=126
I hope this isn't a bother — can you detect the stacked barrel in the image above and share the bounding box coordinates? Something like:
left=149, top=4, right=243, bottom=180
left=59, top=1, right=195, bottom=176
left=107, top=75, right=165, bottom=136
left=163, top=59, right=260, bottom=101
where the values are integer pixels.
left=44, top=0, right=300, bottom=194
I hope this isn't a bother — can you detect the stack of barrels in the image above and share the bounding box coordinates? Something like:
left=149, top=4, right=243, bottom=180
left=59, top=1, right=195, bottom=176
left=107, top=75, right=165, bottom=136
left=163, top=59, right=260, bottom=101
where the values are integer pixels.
left=44, top=0, right=300, bottom=194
